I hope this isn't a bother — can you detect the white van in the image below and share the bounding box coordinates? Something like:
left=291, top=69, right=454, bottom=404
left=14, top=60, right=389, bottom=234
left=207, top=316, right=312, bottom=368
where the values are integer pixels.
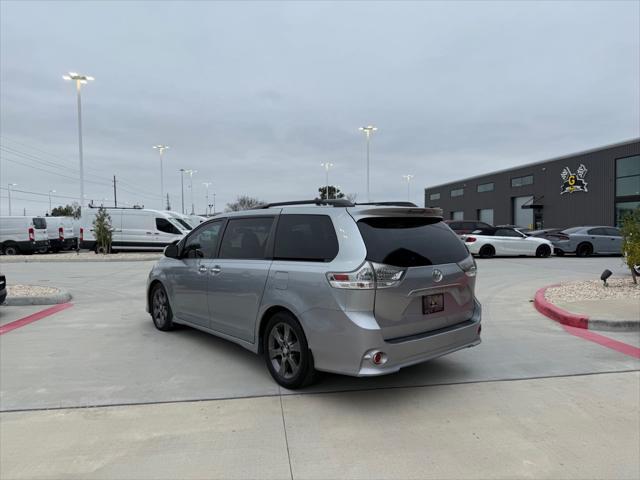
left=46, top=216, right=77, bottom=252
left=80, top=207, right=189, bottom=252
left=163, top=211, right=194, bottom=232
left=0, top=216, right=50, bottom=255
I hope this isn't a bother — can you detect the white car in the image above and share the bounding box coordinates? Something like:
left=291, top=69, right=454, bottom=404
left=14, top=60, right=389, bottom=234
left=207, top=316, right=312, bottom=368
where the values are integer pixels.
left=462, top=227, right=553, bottom=258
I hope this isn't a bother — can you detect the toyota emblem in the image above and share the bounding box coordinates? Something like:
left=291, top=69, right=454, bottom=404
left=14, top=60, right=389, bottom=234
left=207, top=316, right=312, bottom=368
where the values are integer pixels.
left=432, top=269, right=443, bottom=283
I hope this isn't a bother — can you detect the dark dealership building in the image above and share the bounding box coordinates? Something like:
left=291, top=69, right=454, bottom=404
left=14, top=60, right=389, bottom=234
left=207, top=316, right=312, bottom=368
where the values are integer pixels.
left=424, top=138, right=640, bottom=229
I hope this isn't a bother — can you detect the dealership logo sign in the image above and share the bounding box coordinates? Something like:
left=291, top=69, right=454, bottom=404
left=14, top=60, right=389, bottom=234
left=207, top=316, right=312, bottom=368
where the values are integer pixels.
left=560, top=164, right=588, bottom=194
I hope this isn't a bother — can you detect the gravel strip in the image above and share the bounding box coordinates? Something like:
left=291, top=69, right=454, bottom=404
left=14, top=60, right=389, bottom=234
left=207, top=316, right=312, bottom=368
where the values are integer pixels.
left=8, top=285, right=61, bottom=297
left=545, top=278, right=640, bottom=303
left=0, top=252, right=162, bottom=263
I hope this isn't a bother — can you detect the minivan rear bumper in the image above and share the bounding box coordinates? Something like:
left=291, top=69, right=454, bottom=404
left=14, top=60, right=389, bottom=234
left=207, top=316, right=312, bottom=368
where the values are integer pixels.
left=300, top=299, right=481, bottom=377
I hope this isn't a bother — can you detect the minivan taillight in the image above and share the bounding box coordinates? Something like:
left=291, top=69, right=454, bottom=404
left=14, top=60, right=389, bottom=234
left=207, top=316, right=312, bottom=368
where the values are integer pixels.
left=327, top=262, right=405, bottom=289
left=465, top=236, right=477, bottom=243
left=80, top=227, right=84, bottom=242
left=457, top=255, right=477, bottom=277
left=28, top=227, right=35, bottom=241
left=58, top=227, right=64, bottom=240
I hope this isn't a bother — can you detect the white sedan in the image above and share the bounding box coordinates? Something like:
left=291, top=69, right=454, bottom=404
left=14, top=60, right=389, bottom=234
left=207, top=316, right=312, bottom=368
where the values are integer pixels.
left=462, top=227, right=553, bottom=258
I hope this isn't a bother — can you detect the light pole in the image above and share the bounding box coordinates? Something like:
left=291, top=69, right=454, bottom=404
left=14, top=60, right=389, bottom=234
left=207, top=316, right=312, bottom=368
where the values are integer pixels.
left=213, top=193, right=216, bottom=215
left=184, top=169, right=197, bottom=215
left=203, top=182, right=212, bottom=214
left=402, top=174, right=414, bottom=202
left=320, top=162, right=334, bottom=199
left=7, top=183, right=17, bottom=216
left=63, top=72, right=94, bottom=208
left=179, top=169, right=185, bottom=214
left=48, top=190, right=56, bottom=214
left=153, top=145, right=170, bottom=209
left=359, top=125, right=377, bottom=202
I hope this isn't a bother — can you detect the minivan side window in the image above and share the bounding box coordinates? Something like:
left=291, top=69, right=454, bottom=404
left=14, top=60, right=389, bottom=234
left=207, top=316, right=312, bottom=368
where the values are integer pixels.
left=219, top=217, right=274, bottom=259
left=183, top=221, right=223, bottom=258
left=274, top=215, right=338, bottom=262
left=156, top=218, right=181, bottom=235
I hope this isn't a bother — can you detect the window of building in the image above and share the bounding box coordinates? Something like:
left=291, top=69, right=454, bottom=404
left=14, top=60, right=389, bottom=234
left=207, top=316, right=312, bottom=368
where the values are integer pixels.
left=451, top=211, right=464, bottom=220
left=450, top=188, right=464, bottom=197
left=477, top=182, right=494, bottom=193
left=429, top=192, right=440, bottom=201
left=219, top=217, right=274, bottom=259
left=477, top=208, right=494, bottom=225
left=616, top=201, right=640, bottom=227
left=616, top=155, right=640, bottom=197
left=273, top=215, right=338, bottom=262
left=511, top=175, right=533, bottom=187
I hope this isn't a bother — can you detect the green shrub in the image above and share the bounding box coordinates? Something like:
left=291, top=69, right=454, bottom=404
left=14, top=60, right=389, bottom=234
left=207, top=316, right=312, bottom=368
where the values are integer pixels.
left=620, top=207, right=640, bottom=283
left=92, top=207, right=113, bottom=254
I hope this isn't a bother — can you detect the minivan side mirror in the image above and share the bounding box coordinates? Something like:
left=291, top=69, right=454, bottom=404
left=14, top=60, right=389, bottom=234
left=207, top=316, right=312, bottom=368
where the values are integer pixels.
left=164, top=243, right=179, bottom=258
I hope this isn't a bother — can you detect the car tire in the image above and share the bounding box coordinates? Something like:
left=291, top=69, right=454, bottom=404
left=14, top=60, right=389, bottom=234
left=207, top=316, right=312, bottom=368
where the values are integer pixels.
left=536, top=245, right=551, bottom=258
left=150, top=283, right=174, bottom=331
left=576, top=243, right=593, bottom=257
left=2, top=244, right=19, bottom=256
left=263, top=311, right=317, bottom=389
left=479, top=245, right=495, bottom=258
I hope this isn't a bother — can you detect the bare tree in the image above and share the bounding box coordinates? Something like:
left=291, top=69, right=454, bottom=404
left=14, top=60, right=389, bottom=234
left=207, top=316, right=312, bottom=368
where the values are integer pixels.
left=225, top=195, right=264, bottom=212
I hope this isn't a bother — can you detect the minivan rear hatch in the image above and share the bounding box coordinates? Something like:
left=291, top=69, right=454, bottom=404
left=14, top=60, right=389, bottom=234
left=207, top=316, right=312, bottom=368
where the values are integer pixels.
left=353, top=212, right=475, bottom=341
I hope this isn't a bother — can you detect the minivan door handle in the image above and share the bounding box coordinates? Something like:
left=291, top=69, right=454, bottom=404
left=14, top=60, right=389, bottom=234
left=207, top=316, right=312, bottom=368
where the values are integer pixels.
left=210, top=265, right=222, bottom=275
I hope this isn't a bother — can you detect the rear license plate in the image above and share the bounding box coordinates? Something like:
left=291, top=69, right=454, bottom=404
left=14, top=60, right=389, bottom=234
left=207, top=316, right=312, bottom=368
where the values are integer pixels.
left=422, top=294, right=444, bottom=314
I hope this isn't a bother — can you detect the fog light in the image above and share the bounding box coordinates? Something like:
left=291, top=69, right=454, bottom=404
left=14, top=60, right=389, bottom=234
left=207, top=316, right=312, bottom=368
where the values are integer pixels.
left=365, top=350, right=388, bottom=366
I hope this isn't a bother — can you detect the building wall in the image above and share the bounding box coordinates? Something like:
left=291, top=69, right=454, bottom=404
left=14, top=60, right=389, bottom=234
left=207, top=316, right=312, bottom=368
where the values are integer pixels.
left=424, top=140, right=640, bottom=228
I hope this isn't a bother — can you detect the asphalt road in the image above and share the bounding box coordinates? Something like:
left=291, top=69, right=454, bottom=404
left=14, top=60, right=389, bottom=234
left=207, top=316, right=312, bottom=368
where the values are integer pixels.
left=1, top=256, right=638, bottom=479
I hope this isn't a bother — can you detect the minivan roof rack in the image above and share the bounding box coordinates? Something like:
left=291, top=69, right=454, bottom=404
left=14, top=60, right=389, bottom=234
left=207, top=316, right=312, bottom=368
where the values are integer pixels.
left=256, top=198, right=355, bottom=209
left=355, top=202, right=418, bottom=207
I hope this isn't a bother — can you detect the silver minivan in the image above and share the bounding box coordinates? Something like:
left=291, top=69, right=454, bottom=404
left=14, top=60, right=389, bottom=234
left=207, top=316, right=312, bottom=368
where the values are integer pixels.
left=147, top=200, right=481, bottom=388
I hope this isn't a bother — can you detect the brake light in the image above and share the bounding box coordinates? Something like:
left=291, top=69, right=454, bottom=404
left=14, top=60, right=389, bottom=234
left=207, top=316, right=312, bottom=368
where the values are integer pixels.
left=457, top=255, right=477, bottom=277
left=327, top=262, right=405, bottom=289
left=80, top=227, right=84, bottom=242
left=465, top=236, right=477, bottom=243
left=28, top=227, right=35, bottom=241
left=58, top=227, right=64, bottom=240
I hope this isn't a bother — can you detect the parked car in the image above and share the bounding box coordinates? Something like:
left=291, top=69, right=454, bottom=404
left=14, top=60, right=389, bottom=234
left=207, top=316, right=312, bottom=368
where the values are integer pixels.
left=46, top=216, right=77, bottom=252
left=80, top=207, right=190, bottom=252
left=147, top=200, right=482, bottom=388
left=445, top=220, right=492, bottom=235
left=463, top=227, right=553, bottom=258
left=551, top=226, right=623, bottom=257
left=527, top=228, right=565, bottom=239
left=0, top=273, right=6, bottom=305
left=0, top=216, right=50, bottom=255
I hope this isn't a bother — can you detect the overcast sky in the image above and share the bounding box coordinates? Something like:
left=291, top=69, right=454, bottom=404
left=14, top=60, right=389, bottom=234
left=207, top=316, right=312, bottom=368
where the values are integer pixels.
left=1, top=0, right=639, bottom=215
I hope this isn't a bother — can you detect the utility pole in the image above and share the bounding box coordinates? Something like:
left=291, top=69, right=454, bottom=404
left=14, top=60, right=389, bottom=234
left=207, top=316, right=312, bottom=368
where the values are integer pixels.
left=48, top=190, right=56, bottom=214
left=213, top=193, right=216, bottom=215
left=7, top=183, right=17, bottom=216
left=153, top=145, right=170, bottom=209
left=113, top=175, right=118, bottom=207
left=321, top=163, right=334, bottom=200
left=203, top=182, right=212, bottom=214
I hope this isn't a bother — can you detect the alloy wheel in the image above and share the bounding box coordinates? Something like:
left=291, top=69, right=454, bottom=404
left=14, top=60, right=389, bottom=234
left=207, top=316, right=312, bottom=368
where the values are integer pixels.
left=268, top=322, right=302, bottom=380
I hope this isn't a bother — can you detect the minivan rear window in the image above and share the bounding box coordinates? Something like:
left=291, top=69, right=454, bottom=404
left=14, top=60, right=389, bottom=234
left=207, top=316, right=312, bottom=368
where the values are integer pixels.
left=32, top=218, right=46, bottom=229
left=274, top=214, right=338, bottom=262
left=357, top=217, right=468, bottom=267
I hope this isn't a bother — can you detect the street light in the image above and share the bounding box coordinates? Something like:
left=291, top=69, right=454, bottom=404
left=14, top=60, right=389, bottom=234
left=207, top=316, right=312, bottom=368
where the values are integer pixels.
left=320, top=162, right=334, bottom=200
left=184, top=169, right=197, bottom=215
left=7, top=183, right=17, bottom=216
left=153, top=145, right=170, bottom=209
left=63, top=72, right=94, bottom=207
left=402, top=174, right=414, bottom=202
left=359, top=125, right=377, bottom=202
left=202, top=182, right=212, bottom=215
left=179, top=168, right=185, bottom=214
left=48, top=190, right=56, bottom=214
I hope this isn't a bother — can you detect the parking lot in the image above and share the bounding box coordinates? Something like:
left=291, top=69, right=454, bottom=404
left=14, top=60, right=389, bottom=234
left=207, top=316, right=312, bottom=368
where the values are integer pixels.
left=1, top=256, right=639, bottom=479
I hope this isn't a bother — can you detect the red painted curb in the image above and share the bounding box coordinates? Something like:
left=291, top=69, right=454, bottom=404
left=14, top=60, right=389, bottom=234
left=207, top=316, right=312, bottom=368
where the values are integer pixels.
left=533, top=286, right=589, bottom=329
left=0, top=303, right=73, bottom=335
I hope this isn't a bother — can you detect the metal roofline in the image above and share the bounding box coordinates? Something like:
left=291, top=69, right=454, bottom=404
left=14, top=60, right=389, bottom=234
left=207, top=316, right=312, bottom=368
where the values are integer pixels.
left=424, top=137, right=640, bottom=191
